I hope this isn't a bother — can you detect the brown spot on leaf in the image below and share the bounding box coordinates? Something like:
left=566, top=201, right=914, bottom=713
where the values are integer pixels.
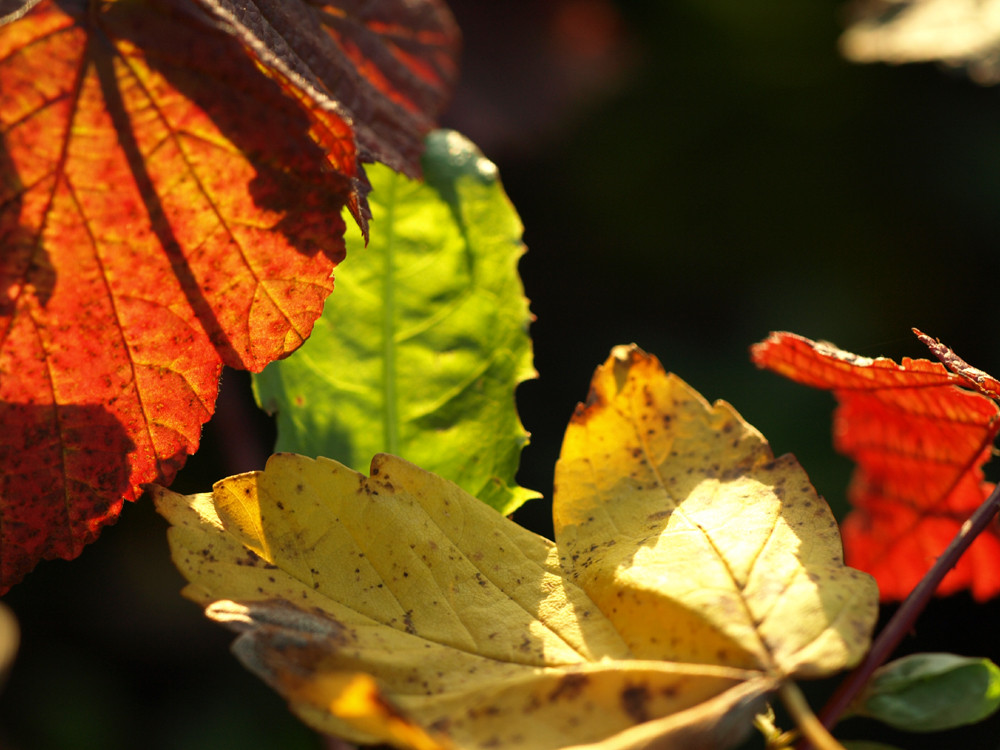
left=237, top=548, right=265, bottom=566
left=429, top=717, right=452, bottom=734
left=621, top=684, right=651, bottom=723
left=583, top=386, right=604, bottom=410
left=548, top=673, right=589, bottom=702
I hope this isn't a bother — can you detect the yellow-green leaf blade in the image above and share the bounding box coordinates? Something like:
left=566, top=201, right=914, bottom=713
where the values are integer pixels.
left=155, top=453, right=616, bottom=665
left=553, top=344, right=878, bottom=679
left=153, top=452, right=776, bottom=749
left=213, top=597, right=772, bottom=750
left=252, top=130, right=537, bottom=515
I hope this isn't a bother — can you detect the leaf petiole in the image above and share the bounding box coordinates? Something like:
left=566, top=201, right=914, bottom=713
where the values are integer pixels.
left=780, top=682, right=846, bottom=750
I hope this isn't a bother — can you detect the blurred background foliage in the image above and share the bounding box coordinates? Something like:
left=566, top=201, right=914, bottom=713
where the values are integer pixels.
left=5, top=0, right=1000, bottom=747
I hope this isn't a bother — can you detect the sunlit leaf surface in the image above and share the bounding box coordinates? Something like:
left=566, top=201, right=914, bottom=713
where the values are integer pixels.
left=156, top=345, right=876, bottom=749
left=0, top=0, right=457, bottom=591
left=254, top=131, right=537, bottom=515
left=753, top=331, right=1000, bottom=601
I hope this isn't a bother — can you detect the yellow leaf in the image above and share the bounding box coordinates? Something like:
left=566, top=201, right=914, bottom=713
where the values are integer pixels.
left=554, top=345, right=878, bottom=679
left=153, top=344, right=877, bottom=750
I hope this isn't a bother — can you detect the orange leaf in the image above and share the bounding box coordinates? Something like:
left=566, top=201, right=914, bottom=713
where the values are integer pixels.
left=751, top=331, right=1000, bottom=602
left=0, top=0, right=457, bottom=591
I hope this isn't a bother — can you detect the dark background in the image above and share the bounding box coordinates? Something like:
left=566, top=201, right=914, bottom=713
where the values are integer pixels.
left=5, top=1, right=1000, bottom=748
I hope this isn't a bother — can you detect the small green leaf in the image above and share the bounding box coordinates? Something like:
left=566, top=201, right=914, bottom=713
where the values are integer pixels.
left=253, top=130, right=538, bottom=515
left=853, top=652, right=1000, bottom=732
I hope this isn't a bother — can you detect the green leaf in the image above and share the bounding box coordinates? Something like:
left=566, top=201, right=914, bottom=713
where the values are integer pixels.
left=841, top=742, right=905, bottom=750
left=252, top=130, right=538, bottom=515
left=853, top=652, right=1000, bottom=732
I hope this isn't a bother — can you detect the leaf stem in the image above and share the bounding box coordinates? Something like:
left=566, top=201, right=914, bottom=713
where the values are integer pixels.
left=812, top=481, right=1000, bottom=739
left=780, top=682, right=845, bottom=750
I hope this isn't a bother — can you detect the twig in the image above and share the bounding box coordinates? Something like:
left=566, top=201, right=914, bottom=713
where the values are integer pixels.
left=810, top=481, right=1000, bottom=741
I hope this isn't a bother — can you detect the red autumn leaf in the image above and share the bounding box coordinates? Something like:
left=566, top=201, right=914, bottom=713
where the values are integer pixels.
left=0, top=0, right=458, bottom=592
left=751, top=331, right=1000, bottom=602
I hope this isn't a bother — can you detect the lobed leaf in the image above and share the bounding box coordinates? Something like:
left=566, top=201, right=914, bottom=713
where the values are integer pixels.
left=853, top=652, right=1000, bottom=732
left=554, top=345, right=878, bottom=679
left=0, top=0, right=457, bottom=591
left=154, top=452, right=774, bottom=749
left=752, top=331, right=1000, bottom=601
left=156, top=345, right=877, bottom=749
left=253, top=130, right=538, bottom=515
